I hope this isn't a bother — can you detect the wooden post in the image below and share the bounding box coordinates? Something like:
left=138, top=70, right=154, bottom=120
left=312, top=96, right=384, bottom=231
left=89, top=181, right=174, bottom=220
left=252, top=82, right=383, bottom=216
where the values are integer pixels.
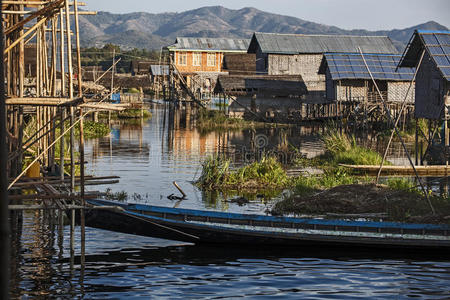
left=59, top=8, right=65, bottom=96
left=110, top=49, right=115, bottom=98
left=0, top=2, right=11, bottom=295
left=64, top=0, right=73, bottom=99
left=79, top=107, right=86, bottom=271
left=70, top=106, right=75, bottom=192
left=415, top=118, right=419, bottom=166
left=60, top=108, right=65, bottom=180
left=73, top=0, right=82, bottom=97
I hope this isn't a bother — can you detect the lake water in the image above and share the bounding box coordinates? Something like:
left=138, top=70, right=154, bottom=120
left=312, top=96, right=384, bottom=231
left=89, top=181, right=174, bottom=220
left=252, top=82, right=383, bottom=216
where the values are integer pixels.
left=9, top=106, right=450, bottom=299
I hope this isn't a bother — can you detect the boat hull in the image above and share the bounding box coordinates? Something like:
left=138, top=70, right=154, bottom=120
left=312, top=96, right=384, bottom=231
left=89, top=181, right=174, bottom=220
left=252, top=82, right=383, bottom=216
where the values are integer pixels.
left=83, top=200, right=450, bottom=250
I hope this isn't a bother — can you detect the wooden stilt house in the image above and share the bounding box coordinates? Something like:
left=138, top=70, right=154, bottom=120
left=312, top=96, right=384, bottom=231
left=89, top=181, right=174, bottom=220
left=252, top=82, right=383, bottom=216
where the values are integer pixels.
left=398, top=30, right=450, bottom=120
left=318, top=53, right=416, bottom=121
left=398, top=30, right=450, bottom=164
left=247, top=33, right=399, bottom=104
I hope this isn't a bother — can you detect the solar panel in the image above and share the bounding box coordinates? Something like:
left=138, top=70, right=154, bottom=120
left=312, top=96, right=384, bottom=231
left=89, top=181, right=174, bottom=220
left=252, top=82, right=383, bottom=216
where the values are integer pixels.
left=323, top=53, right=415, bottom=81
left=422, top=34, right=439, bottom=45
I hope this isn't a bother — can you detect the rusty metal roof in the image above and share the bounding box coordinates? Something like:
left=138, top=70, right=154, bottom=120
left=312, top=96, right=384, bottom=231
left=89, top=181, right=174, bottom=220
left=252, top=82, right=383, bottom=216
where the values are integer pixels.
left=398, top=30, right=450, bottom=81
left=167, top=37, right=250, bottom=52
left=248, top=32, right=398, bottom=55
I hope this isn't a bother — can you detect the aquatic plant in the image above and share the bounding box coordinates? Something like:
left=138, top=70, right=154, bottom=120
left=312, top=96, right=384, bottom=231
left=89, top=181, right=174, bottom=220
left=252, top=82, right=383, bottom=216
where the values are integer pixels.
left=105, top=188, right=128, bottom=201
left=196, top=109, right=260, bottom=132
left=321, top=128, right=386, bottom=166
left=116, top=109, right=152, bottom=119
left=75, top=121, right=110, bottom=139
left=197, top=155, right=289, bottom=190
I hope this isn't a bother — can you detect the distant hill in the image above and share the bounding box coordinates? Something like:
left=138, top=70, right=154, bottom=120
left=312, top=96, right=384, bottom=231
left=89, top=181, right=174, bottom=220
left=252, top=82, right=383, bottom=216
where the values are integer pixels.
left=78, top=6, right=448, bottom=51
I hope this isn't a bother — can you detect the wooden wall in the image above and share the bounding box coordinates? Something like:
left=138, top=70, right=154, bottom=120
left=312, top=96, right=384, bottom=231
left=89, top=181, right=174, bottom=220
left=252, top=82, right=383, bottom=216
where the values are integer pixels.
left=173, top=51, right=224, bottom=73
left=415, top=51, right=448, bottom=119
left=267, top=53, right=326, bottom=104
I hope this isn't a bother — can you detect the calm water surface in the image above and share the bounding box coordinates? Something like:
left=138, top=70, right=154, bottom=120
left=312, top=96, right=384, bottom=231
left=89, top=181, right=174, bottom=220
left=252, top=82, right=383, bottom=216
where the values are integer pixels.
left=9, top=106, right=450, bottom=299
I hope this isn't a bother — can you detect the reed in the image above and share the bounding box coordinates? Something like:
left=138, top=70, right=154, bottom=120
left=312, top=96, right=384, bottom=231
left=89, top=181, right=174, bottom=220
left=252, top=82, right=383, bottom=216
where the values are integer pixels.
left=197, top=155, right=289, bottom=190
left=321, top=128, right=386, bottom=166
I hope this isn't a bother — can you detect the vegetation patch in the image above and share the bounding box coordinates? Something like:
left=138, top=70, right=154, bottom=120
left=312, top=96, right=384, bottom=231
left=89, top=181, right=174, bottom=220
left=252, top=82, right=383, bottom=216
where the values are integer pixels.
left=196, top=155, right=289, bottom=192
left=74, top=121, right=110, bottom=139
left=117, top=109, right=152, bottom=119
left=101, top=109, right=152, bottom=119
left=320, top=129, right=386, bottom=166
left=196, top=109, right=263, bottom=132
left=271, top=183, right=450, bottom=224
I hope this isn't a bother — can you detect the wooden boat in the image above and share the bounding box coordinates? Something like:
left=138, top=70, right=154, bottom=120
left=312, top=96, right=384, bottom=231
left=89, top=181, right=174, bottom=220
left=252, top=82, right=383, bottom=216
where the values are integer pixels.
left=84, top=199, right=450, bottom=250
left=340, top=164, right=450, bottom=177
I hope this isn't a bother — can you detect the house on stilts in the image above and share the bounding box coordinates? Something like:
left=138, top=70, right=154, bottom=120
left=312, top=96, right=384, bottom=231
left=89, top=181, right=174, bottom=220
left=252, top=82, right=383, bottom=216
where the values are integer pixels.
left=247, top=32, right=399, bottom=119
left=165, top=37, right=251, bottom=99
left=318, top=53, right=416, bottom=123
left=398, top=30, right=450, bottom=164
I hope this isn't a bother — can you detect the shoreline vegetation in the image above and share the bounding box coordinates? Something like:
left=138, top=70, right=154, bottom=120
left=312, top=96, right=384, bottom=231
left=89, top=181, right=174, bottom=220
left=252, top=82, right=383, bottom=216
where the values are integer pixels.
left=100, top=108, right=152, bottom=120
left=196, top=109, right=270, bottom=132
left=196, top=127, right=450, bottom=224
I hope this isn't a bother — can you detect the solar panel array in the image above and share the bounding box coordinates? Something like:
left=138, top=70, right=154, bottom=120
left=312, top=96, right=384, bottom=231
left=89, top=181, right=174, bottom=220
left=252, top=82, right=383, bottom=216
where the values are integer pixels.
left=324, top=53, right=415, bottom=81
left=419, top=31, right=450, bottom=81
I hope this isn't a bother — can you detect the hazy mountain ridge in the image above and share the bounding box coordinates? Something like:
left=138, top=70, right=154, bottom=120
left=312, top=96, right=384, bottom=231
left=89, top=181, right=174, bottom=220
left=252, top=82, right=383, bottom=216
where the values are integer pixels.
left=79, top=6, right=448, bottom=51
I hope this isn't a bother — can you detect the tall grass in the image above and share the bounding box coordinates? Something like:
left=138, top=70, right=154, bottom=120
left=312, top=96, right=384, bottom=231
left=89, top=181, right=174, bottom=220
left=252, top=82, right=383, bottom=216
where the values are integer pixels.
left=197, top=155, right=289, bottom=190
left=196, top=109, right=256, bottom=132
left=321, top=128, right=386, bottom=166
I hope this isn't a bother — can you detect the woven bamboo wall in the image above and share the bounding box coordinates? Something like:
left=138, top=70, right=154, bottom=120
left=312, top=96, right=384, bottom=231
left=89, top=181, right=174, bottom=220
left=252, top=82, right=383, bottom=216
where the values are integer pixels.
left=387, top=81, right=415, bottom=103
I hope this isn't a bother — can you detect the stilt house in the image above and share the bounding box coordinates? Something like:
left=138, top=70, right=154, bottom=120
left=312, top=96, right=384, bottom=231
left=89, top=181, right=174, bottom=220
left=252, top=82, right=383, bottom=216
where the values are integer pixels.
left=247, top=33, right=399, bottom=104
left=165, top=37, right=250, bottom=95
left=319, top=53, right=415, bottom=104
left=398, top=30, right=450, bottom=120
left=214, top=75, right=307, bottom=122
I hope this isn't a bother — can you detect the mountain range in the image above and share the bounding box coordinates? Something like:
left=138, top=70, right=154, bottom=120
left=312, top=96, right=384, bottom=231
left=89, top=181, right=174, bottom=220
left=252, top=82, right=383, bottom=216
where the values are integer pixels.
left=78, top=6, right=448, bottom=51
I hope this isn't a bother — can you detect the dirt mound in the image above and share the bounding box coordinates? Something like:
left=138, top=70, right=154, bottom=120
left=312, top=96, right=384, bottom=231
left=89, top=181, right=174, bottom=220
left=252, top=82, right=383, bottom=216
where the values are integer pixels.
left=272, top=184, right=450, bottom=224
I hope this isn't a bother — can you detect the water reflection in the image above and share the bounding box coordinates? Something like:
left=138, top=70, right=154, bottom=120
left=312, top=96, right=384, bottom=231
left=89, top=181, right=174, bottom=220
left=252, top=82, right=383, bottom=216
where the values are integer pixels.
left=10, top=106, right=450, bottom=298
left=10, top=215, right=450, bottom=299
left=84, top=107, right=332, bottom=213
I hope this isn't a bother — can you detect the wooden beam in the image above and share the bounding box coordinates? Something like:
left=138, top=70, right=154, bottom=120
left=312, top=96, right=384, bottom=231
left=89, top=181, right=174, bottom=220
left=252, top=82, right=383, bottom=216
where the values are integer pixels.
left=2, top=1, right=86, bottom=5
left=4, top=0, right=64, bottom=35
left=6, top=97, right=84, bottom=106
left=4, top=10, right=96, bottom=15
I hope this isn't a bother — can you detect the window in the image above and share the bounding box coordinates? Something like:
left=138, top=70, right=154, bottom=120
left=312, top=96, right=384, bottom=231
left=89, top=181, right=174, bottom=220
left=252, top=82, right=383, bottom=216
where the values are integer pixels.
left=177, top=52, right=187, bottom=65
left=207, top=53, right=216, bottom=66
left=193, top=52, right=202, bottom=66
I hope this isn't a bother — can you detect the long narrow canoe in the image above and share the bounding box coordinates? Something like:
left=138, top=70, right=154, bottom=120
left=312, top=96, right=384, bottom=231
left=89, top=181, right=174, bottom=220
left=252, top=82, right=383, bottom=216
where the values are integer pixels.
left=84, top=199, right=450, bottom=250
left=340, top=164, right=450, bottom=176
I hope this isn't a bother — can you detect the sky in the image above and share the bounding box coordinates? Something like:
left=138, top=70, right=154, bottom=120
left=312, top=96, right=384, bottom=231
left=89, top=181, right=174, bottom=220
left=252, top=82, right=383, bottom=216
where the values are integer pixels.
left=84, top=0, right=450, bottom=31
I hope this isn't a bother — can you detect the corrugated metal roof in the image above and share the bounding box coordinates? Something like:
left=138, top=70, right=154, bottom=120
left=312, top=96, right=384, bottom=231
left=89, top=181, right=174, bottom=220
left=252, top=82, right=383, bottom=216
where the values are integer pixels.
left=248, top=32, right=398, bottom=55
left=319, top=53, right=415, bottom=81
left=167, top=37, right=250, bottom=52
left=398, top=30, right=450, bottom=81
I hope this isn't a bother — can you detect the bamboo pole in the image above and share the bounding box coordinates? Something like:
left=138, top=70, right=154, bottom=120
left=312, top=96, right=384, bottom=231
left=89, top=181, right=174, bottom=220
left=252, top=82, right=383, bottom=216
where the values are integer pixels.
left=8, top=92, right=111, bottom=190
left=358, top=48, right=435, bottom=214
left=59, top=8, right=65, bottom=96
left=375, top=49, right=425, bottom=183
left=73, top=0, right=82, bottom=97
left=0, top=2, right=11, bottom=296
left=79, top=106, right=86, bottom=273
left=59, top=108, right=65, bottom=181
